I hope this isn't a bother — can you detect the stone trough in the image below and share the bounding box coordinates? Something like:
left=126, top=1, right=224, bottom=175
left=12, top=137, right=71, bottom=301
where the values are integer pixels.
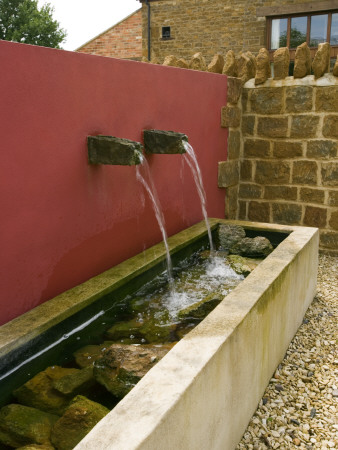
left=0, top=219, right=318, bottom=449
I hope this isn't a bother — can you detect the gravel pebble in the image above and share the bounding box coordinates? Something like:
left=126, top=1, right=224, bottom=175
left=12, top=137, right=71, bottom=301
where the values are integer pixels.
left=236, top=254, right=338, bottom=449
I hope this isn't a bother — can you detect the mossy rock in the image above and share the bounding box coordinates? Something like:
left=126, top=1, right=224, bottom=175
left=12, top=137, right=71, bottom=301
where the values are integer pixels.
left=16, top=445, right=54, bottom=450
left=227, top=254, right=263, bottom=276
left=105, top=318, right=176, bottom=344
left=73, top=342, right=114, bottom=369
left=230, top=236, right=273, bottom=257
left=13, top=367, right=79, bottom=415
left=177, top=292, right=223, bottom=320
left=52, top=366, right=95, bottom=396
left=50, top=395, right=109, bottom=450
left=0, top=404, right=58, bottom=448
left=93, top=343, right=173, bottom=398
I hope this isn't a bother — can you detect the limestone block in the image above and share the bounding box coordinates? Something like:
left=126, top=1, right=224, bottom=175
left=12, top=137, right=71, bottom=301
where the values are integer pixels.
left=329, top=210, right=338, bottom=230
left=244, top=139, right=270, bottom=158
left=237, top=52, right=256, bottom=83
left=315, top=86, right=338, bottom=112
left=242, top=115, right=256, bottom=136
left=312, top=43, right=331, bottom=78
left=228, top=130, right=241, bottom=160
left=333, top=56, right=338, bottom=77
left=222, top=50, right=238, bottom=77
left=264, top=186, right=297, bottom=201
left=272, top=203, right=302, bottom=225
left=163, top=55, right=178, bottom=67
left=248, top=201, right=270, bottom=222
left=307, top=140, right=337, bottom=159
left=320, top=230, right=338, bottom=248
left=285, top=86, right=313, bottom=113
left=328, top=191, right=338, bottom=206
left=227, top=77, right=243, bottom=104
left=292, top=161, right=318, bottom=185
left=273, top=47, right=290, bottom=80
left=257, top=117, right=288, bottom=138
left=290, top=115, right=320, bottom=138
left=189, top=52, right=207, bottom=71
left=238, top=183, right=262, bottom=199
left=176, top=58, right=189, bottom=69
left=255, top=161, right=290, bottom=184
left=293, top=42, right=311, bottom=79
left=240, top=160, right=253, bottom=181
left=321, top=162, right=338, bottom=186
left=238, top=201, right=247, bottom=220
left=255, top=48, right=271, bottom=85
left=300, top=188, right=325, bottom=204
left=221, top=105, right=241, bottom=128
left=323, top=116, right=338, bottom=138
left=273, top=141, right=303, bottom=159
left=207, top=54, right=224, bottom=73
left=218, top=160, right=239, bottom=187
left=225, top=185, right=239, bottom=219
left=250, top=87, right=284, bottom=114
left=303, top=206, right=327, bottom=228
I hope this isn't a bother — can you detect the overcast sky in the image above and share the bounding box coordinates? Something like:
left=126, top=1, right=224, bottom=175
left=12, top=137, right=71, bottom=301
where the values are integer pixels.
left=37, top=0, right=141, bottom=51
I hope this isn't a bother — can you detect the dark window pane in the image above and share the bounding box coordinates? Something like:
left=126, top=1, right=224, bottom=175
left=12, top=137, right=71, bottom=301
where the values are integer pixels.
left=331, top=13, right=338, bottom=45
left=271, top=18, right=288, bottom=49
left=310, top=14, right=328, bottom=46
left=290, top=16, right=307, bottom=48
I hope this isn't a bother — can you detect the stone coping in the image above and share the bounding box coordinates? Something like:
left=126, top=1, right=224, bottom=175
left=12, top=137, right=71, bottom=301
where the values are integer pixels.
left=244, top=73, right=338, bottom=89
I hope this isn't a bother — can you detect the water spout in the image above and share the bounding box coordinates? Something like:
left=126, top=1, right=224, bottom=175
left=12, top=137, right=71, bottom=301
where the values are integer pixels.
left=88, top=135, right=143, bottom=165
left=143, top=129, right=188, bottom=154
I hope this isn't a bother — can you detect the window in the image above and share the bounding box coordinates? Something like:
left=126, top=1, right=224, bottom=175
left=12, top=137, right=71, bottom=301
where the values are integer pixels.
left=268, top=11, right=338, bottom=50
left=162, top=27, right=171, bottom=40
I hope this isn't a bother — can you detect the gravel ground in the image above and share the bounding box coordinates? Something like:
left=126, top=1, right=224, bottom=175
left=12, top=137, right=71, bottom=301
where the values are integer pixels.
left=236, top=254, right=338, bottom=450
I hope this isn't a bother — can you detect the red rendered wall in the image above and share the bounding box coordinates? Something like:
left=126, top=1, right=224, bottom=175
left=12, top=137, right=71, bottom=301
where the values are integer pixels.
left=0, top=40, right=228, bottom=325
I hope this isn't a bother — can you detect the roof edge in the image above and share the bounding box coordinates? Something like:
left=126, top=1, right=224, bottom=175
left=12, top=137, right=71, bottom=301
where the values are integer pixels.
left=76, top=8, right=142, bottom=51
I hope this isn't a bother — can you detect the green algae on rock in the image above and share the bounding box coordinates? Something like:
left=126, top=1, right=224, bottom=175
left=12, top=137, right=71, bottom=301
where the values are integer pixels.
left=0, top=404, right=58, bottom=448
left=13, top=367, right=78, bottom=415
left=50, top=396, right=109, bottom=450
left=93, top=343, right=173, bottom=398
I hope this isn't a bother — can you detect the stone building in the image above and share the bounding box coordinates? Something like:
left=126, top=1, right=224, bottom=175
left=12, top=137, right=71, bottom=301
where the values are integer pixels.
left=139, top=0, right=338, bottom=63
left=77, top=9, right=142, bottom=60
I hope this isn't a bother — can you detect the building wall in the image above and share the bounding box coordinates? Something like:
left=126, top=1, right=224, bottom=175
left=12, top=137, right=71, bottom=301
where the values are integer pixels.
left=0, top=40, right=227, bottom=325
left=141, top=0, right=335, bottom=63
left=219, top=74, right=338, bottom=254
left=77, top=9, right=142, bottom=60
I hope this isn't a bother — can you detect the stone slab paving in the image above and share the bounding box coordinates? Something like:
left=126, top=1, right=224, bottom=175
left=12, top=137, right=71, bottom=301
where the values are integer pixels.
left=236, top=254, right=338, bottom=449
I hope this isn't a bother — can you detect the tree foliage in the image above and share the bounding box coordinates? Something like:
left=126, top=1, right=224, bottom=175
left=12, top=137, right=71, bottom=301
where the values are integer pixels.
left=0, top=0, right=66, bottom=48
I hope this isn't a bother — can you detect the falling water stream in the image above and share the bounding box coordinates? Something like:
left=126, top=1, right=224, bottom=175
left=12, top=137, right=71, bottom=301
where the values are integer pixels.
left=183, top=141, right=214, bottom=251
left=136, top=157, right=174, bottom=284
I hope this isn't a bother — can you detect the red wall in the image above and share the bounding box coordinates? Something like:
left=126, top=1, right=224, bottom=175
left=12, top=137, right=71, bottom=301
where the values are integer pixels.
left=0, top=40, right=228, bottom=325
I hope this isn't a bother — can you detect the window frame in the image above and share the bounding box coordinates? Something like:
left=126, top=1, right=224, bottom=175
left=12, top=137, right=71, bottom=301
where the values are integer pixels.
left=267, top=10, right=338, bottom=59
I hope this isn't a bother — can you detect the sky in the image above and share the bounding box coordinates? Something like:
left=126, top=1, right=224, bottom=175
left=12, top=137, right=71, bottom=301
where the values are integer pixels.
left=37, top=0, right=141, bottom=51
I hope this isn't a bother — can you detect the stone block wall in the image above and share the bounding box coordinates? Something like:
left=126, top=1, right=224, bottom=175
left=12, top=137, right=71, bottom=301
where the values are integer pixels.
left=77, top=9, right=142, bottom=60
left=140, top=0, right=333, bottom=63
left=236, top=76, right=338, bottom=253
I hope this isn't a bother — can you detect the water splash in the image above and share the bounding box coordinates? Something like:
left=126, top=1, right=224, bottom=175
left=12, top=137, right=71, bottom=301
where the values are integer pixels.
left=183, top=141, right=214, bottom=251
left=136, top=156, right=173, bottom=283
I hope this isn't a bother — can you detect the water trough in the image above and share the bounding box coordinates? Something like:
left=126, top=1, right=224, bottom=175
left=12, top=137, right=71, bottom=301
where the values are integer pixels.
left=0, top=219, right=318, bottom=449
